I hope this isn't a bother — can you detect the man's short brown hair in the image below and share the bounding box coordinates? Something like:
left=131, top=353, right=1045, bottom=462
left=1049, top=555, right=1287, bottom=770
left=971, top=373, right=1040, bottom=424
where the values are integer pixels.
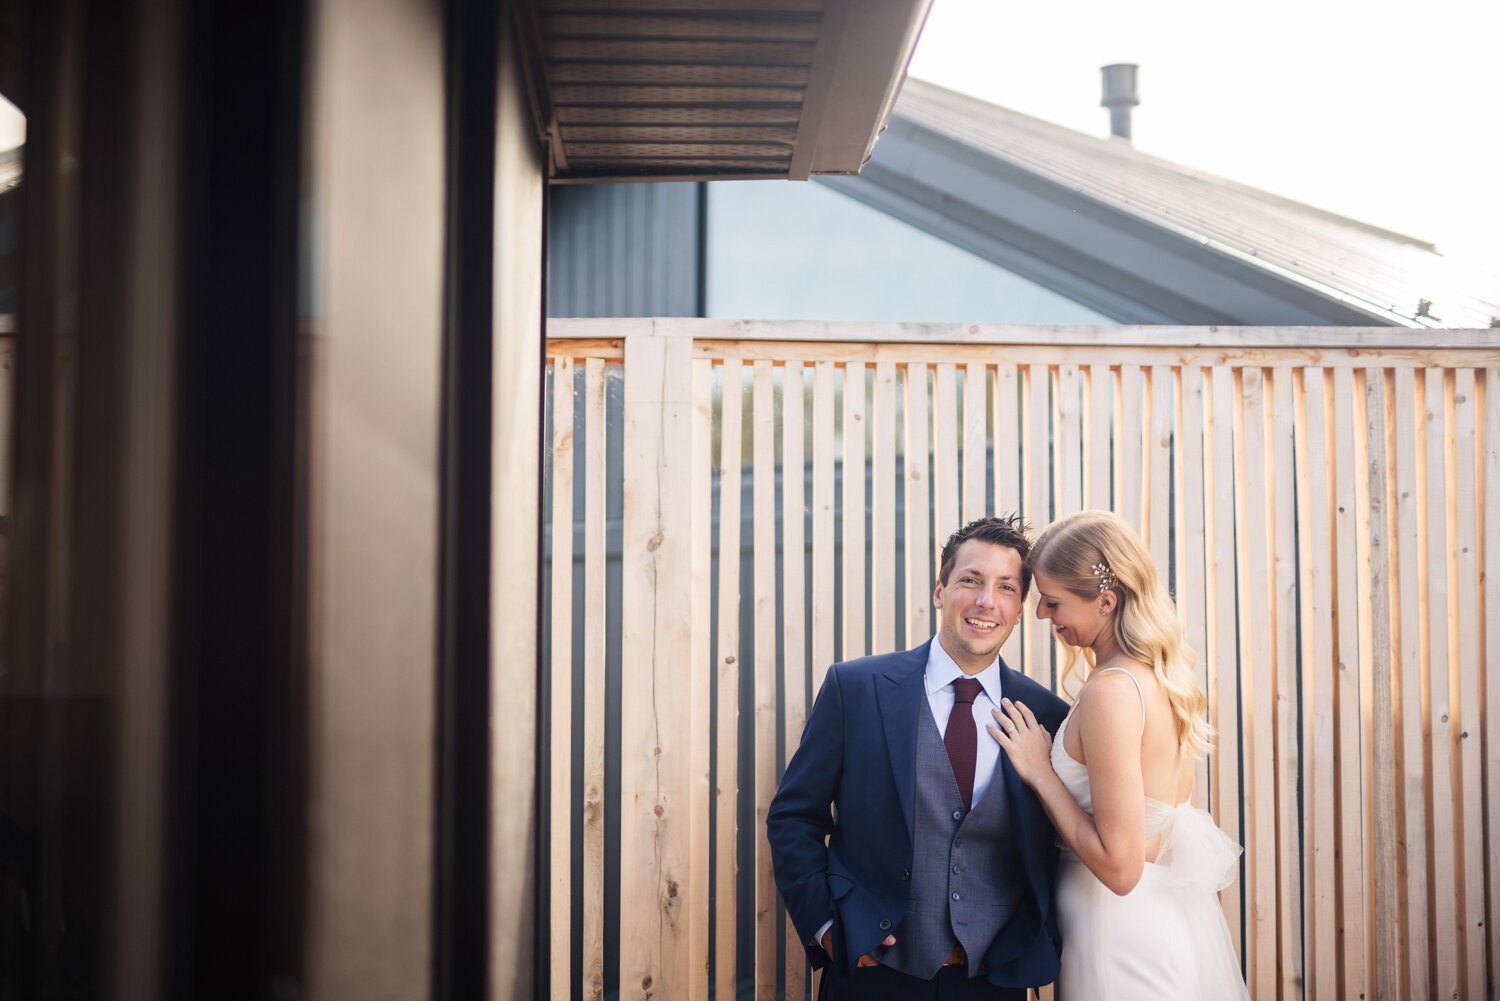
left=937, top=514, right=1033, bottom=596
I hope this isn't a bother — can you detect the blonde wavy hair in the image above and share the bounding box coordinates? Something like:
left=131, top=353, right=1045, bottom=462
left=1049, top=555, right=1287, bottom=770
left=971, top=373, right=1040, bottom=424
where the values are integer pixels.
left=1030, top=510, right=1213, bottom=758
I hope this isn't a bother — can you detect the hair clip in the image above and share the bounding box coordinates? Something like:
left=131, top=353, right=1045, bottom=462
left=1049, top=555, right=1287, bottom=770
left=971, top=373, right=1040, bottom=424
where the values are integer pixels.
left=1091, top=561, right=1115, bottom=592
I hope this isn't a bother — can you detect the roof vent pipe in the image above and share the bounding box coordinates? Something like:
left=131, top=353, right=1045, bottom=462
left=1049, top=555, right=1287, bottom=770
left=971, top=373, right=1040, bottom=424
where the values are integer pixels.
left=1101, top=63, right=1139, bottom=141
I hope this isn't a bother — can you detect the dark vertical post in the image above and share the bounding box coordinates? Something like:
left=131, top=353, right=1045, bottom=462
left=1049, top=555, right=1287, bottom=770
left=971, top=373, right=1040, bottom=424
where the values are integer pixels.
left=433, top=0, right=499, bottom=996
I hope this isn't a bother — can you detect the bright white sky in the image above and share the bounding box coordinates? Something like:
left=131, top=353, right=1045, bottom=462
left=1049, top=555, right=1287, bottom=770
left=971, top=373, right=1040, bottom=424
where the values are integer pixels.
left=907, top=0, right=1500, bottom=275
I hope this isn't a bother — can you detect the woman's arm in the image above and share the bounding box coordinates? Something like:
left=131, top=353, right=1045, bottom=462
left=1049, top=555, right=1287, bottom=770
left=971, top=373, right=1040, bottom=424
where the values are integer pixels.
left=990, top=673, right=1147, bottom=895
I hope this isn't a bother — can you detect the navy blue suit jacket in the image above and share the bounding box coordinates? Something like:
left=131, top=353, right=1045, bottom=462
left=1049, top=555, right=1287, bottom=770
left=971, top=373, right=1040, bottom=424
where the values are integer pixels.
left=766, top=640, right=1070, bottom=989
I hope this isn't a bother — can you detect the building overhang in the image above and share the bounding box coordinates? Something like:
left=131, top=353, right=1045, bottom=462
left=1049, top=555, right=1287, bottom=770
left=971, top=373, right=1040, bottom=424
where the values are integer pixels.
left=517, top=0, right=932, bottom=183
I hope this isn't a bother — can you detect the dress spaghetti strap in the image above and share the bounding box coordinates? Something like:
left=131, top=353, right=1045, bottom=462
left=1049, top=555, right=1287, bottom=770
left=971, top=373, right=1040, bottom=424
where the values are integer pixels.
left=1092, top=667, right=1146, bottom=734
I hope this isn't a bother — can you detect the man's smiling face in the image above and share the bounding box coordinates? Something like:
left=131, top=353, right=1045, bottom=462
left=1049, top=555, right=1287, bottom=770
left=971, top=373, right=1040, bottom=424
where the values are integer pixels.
left=932, top=539, right=1025, bottom=675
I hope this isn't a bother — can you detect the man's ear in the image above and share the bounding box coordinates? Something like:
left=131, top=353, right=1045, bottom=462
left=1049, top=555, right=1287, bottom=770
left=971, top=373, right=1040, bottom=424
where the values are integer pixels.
left=932, top=580, right=944, bottom=609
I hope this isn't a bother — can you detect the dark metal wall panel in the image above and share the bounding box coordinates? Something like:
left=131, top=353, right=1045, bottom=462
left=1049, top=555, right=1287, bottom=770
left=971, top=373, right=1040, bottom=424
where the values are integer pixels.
left=547, top=181, right=703, bottom=318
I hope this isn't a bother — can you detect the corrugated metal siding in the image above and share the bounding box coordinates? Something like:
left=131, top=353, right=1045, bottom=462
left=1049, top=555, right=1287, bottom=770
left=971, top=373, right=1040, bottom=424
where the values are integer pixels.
left=547, top=181, right=703, bottom=317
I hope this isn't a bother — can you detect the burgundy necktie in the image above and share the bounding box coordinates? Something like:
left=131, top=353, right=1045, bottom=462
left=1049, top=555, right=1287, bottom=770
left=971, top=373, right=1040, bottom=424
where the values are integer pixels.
left=945, top=678, right=983, bottom=812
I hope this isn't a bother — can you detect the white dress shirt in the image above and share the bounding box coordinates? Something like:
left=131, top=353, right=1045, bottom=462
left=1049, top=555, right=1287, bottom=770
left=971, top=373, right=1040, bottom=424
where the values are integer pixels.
left=924, top=639, right=1005, bottom=808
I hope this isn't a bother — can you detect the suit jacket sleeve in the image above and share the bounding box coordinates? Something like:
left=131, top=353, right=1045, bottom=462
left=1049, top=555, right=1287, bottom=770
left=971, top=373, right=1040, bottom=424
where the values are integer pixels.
left=766, top=664, right=845, bottom=964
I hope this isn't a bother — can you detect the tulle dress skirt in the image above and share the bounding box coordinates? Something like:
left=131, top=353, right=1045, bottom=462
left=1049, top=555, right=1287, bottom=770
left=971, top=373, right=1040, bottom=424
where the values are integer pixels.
left=1051, top=717, right=1249, bottom=1000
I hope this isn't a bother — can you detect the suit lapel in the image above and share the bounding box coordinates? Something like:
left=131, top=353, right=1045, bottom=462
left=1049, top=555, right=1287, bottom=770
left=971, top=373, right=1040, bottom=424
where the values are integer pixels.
left=874, top=640, right=931, bottom=844
left=999, top=664, right=1053, bottom=907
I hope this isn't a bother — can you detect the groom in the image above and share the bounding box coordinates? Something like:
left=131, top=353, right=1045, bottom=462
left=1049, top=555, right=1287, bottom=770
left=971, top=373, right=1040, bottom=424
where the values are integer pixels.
left=768, top=515, right=1069, bottom=1000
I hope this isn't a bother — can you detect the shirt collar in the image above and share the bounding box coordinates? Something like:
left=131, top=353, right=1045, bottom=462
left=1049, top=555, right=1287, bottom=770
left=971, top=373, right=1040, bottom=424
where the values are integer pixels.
left=925, top=638, right=1003, bottom=705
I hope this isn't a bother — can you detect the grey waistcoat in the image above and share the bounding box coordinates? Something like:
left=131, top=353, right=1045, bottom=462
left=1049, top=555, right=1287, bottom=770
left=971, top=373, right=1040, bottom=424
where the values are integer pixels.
left=880, top=698, right=1026, bottom=980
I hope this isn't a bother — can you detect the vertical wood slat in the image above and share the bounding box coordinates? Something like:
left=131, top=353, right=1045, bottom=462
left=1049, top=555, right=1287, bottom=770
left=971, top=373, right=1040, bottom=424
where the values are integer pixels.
left=934, top=362, right=960, bottom=562
left=782, top=363, right=809, bottom=1001
left=689, top=359, right=714, bottom=1000
left=1296, top=369, right=1338, bottom=998
left=872, top=361, right=897, bottom=654
left=812, top=362, right=837, bottom=690
left=1146, top=365, right=1174, bottom=574
left=994, top=365, right=1022, bottom=668
left=904, top=364, right=932, bottom=646
left=1366, top=370, right=1402, bottom=999
left=1270, top=368, right=1302, bottom=999
left=1205, top=367, right=1243, bottom=956
left=1086, top=365, right=1112, bottom=511
left=713, top=359, right=743, bottom=1001
left=619, top=334, right=695, bottom=1000
left=1328, top=367, right=1366, bottom=999
left=963, top=361, right=987, bottom=524
left=1055, top=364, right=1082, bottom=518
left=1024, top=364, right=1052, bottom=683
left=583, top=358, right=608, bottom=1001
left=1235, top=367, right=1276, bottom=1000
left=549, top=359, right=576, bottom=1001
left=1117, top=364, right=1144, bottom=534
left=1482, top=368, right=1500, bottom=994
left=843, top=362, right=867, bottom=661
left=1391, top=368, right=1430, bottom=999
left=752, top=360, right=777, bottom=999
left=1422, top=368, right=1460, bottom=998
left=1177, top=367, right=1209, bottom=804
left=1451, top=368, right=1486, bottom=1001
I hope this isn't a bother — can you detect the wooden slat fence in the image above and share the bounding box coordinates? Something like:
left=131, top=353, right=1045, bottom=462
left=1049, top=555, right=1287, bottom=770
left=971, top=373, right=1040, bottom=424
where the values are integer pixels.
left=540, top=319, right=1500, bottom=1001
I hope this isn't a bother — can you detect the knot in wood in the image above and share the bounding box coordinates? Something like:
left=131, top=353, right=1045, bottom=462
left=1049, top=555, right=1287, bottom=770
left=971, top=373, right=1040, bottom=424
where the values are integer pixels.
left=646, top=531, right=664, bottom=552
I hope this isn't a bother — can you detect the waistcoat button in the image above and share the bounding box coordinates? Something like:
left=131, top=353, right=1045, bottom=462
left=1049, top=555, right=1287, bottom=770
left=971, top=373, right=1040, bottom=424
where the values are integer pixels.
left=952, top=810, right=963, bottom=821
left=951, top=892, right=961, bottom=901
left=901, top=869, right=911, bottom=880
left=878, top=919, right=892, bottom=931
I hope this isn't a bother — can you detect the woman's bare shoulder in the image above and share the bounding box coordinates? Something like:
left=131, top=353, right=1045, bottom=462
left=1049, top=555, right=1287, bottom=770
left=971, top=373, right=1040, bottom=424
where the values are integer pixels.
left=1073, top=667, right=1148, bottom=735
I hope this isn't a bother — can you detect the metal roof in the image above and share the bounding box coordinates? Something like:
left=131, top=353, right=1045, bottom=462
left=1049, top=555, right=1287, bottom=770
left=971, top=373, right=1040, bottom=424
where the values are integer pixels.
left=826, top=78, right=1500, bottom=328
left=522, top=0, right=932, bottom=183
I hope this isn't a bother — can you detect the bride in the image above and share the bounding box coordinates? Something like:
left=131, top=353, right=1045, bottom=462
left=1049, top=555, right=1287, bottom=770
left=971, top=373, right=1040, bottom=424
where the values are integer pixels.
left=987, top=510, right=1249, bottom=999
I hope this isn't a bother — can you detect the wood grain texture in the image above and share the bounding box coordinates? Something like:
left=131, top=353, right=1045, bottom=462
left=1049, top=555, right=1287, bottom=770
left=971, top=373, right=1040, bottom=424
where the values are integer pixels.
left=619, top=334, right=695, bottom=1000
left=1295, top=368, right=1338, bottom=998
left=1176, top=367, right=1209, bottom=805
left=1055, top=364, right=1082, bottom=519
left=1328, top=366, right=1367, bottom=999
left=1205, top=366, right=1244, bottom=958
left=872, top=361, right=897, bottom=654
left=812, top=362, right=836, bottom=691
left=1482, top=369, right=1500, bottom=996
left=1422, top=369, right=1460, bottom=998
left=583, top=359, right=608, bottom=1001
left=781, top=362, right=808, bottom=1001
left=1391, top=368, right=1431, bottom=999
left=1451, top=367, right=1486, bottom=1001
left=994, top=365, right=1022, bottom=669
left=963, top=362, right=987, bottom=523
left=713, top=359, right=743, bottom=1001
left=1117, top=363, right=1144, bottom=534
left=1146, top=365, right=1173, bottom=574
left=1086, top=365, right=1112, bottom=511
left=904, top=364, right=932, bottom=647
left=752, top=360, right=777, bottom=998
left=1235, top=367, right=1276, bottom=1000
left=934, top=363, right=960, bottom=567
left=1269, top=368, right=1303, bottom=999
left=550, top=359, right=576, bottom=1001
left=689, top=359, right=714, bottom=999
left=1024, top=365, right=1052, bottom=684
left=843, top=363, right=867, bottom=660
left=1365, top=370, right=1401, bottom=999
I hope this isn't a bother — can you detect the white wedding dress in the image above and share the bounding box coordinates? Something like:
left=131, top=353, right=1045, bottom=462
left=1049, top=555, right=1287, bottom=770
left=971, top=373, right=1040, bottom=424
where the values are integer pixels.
left=1051, top=671, right=1250, bottom=1000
